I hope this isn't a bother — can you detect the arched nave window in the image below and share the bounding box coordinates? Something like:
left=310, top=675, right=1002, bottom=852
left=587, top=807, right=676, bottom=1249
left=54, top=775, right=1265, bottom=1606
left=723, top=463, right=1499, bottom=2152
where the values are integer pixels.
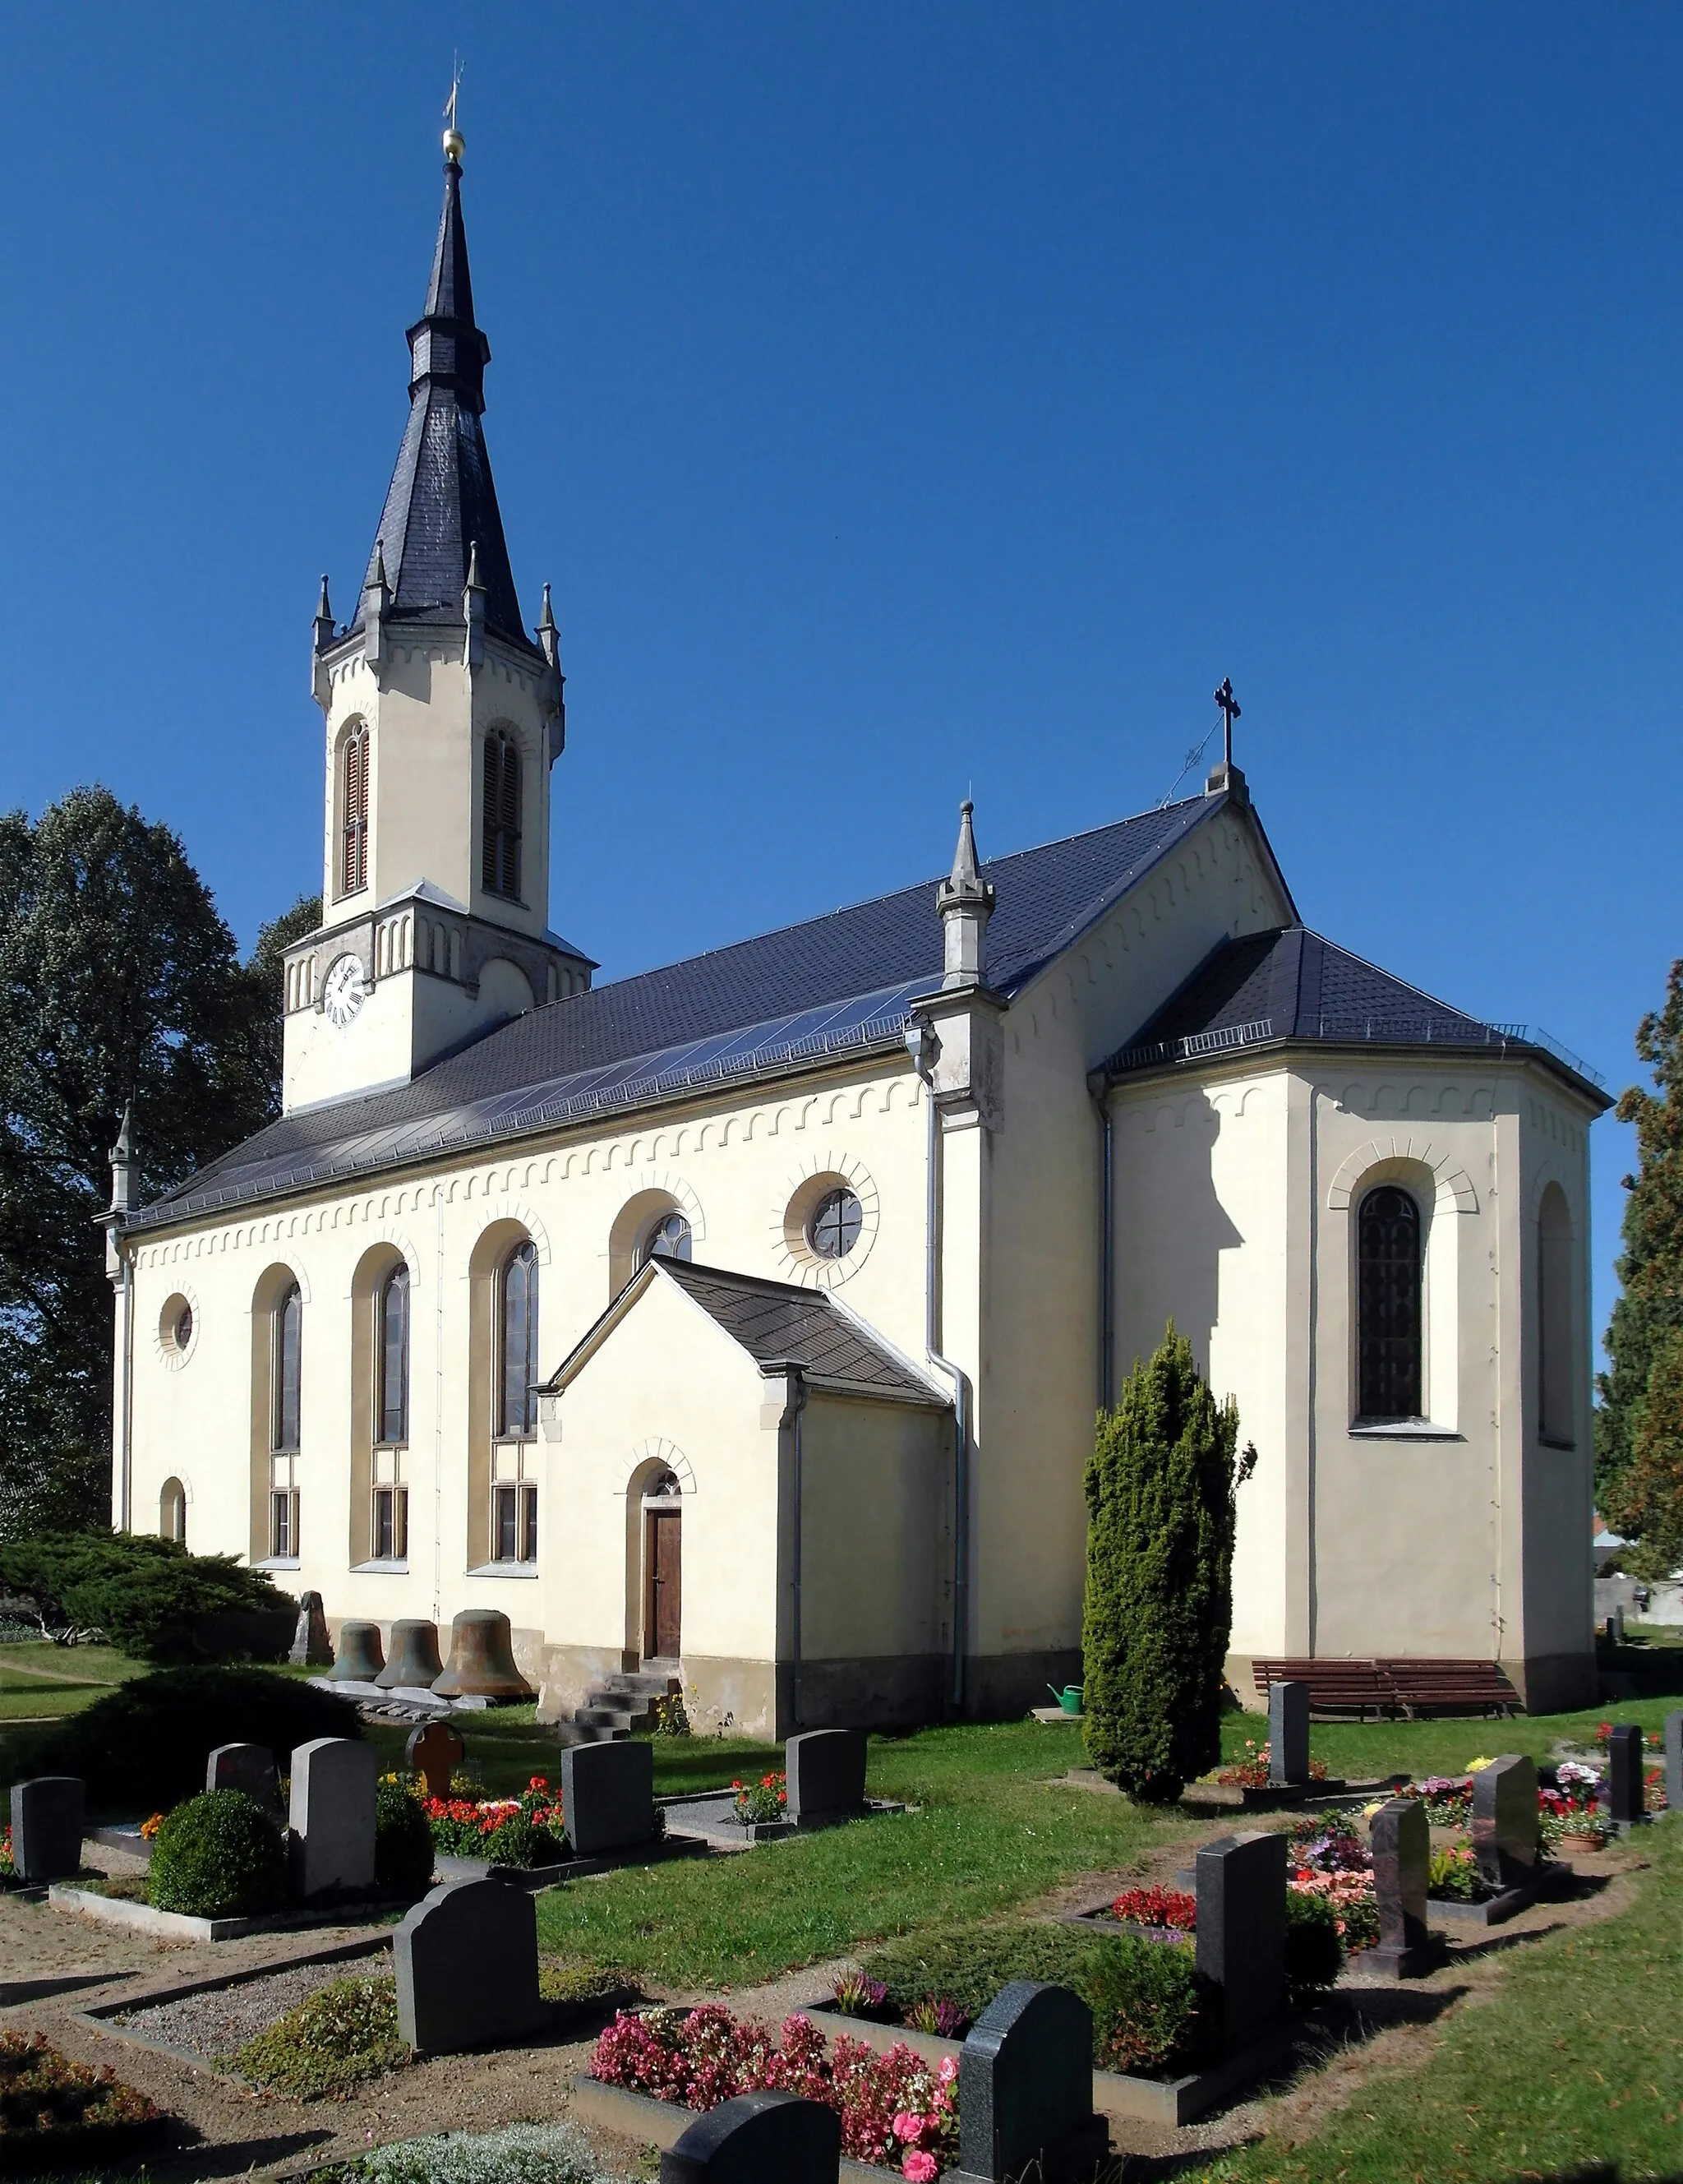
left=1356, top=1186, right=1422, bottom=1423
left=270, top=1281, right=302, bottom=1558
left=374, top=1264, right=410, bottom=1561
left=482, top=731, right=522, bottom=901
left=493, top=1240, right=539, bottom=1563
left=637, top=1211, right=692, bottom=1267
left=342, top=725, right=369, bottom=896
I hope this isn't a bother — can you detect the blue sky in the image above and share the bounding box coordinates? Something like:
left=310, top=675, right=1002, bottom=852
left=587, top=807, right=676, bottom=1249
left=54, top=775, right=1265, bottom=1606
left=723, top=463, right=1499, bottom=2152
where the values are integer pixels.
left=3, top=7, right=1676, bottom=1354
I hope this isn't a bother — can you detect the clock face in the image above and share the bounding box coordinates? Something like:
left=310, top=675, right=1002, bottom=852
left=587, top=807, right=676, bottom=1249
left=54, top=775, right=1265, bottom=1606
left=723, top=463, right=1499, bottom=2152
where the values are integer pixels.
left=322, top=953, right=367, bottom=1028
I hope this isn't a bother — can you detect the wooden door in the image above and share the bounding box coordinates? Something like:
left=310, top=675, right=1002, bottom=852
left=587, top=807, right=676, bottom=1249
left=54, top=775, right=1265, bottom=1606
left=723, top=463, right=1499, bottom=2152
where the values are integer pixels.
left=645, top=1508, right=682, bottom=1660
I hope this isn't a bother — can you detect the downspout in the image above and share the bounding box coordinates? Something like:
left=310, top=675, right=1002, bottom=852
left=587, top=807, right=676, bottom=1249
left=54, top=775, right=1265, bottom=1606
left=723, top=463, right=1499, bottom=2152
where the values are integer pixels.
left=788, top=1367, right=809, bottom=1729
left=1087, top=1071, right=1115, bottom=1414
left=906, top=1021, right=970, bottom=1713
left=118, top=1245, right=135, bottom=1533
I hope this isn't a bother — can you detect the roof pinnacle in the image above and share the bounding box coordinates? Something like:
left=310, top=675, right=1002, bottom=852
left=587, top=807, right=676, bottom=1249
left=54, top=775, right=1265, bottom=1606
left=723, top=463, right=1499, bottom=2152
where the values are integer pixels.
left=936, top=798, right=996, bottom=989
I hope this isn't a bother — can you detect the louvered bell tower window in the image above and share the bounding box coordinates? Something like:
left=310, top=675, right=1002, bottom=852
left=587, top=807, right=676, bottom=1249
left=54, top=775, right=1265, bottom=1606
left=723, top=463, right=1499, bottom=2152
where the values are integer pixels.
left=342, top=727, right=369, bottom=895
left=1356, top=1186, right=1422, bottom=1420
left=482, top=732, right=522, bottom=900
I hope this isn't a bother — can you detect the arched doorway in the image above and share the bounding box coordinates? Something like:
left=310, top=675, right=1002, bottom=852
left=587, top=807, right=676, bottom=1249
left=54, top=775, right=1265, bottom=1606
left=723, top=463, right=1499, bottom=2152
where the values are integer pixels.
left=642, top=1469, right=682, bottom=1664
left=159, top=1477, right=187, bottom=1546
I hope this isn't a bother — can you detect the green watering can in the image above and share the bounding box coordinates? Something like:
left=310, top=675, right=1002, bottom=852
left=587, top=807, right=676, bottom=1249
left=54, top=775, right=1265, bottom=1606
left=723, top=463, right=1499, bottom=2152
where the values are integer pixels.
left=1048, top=1683, right=1084, bottom=1715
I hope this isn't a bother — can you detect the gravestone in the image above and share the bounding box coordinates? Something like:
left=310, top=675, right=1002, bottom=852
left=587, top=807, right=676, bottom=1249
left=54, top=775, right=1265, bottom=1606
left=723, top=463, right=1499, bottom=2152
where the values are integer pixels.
left=785, top=1729, right=868, bottom=1825
left=394, top=1877, right=546, bottom=2055
left=560, top=1738, right=655, bottom=1856
left=1665, top=1711, right=1683, bottom=1816
left=9, top=1776, right=85, bottom=1883
left=406, top=1720, right=465, bottom=1801
left=1368, top=1796, right=1437, bottom=1977
left=1471, top=1755, right=1538, bottom=1891
left=288, top=1737, right=376, bottom=1897
left=1603, top=1725, right=1644, bottom=1828
left=330, top=1621, right=385, bottom=1682
left=661, top=2090, right=842, bottom=2183
left=288, top=1590, right=333, bottom=1668
left=948, top=1981, right=1107, bottom=2184
left=1196, top=1830, right=1287, bottom=2048
left=1267, top=1681, right=1311, bottom=1788
left=205, top=1743, right=281, bottom=1815
left=377, top=1619, right=444, bottom=1690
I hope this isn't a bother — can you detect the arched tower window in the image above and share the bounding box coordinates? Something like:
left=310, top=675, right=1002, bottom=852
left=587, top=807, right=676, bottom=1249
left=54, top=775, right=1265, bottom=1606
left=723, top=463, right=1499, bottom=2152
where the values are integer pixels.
left=342, top=726, right=369, bottom=896
left=270, top=1281, right=302, bottom=1558
left=482, top=732, right=522, bottom=901
left=378, top=1266, right=409, bottom=1448
left=1538, top=1184, right=1575, bottom=1445
left=1357, top=1186, right=1422, bottom=1422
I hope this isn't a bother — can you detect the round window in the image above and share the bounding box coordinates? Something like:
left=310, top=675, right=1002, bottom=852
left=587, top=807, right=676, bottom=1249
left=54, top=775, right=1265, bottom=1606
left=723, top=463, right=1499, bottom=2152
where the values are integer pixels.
left=174, top=1303, right=194, bottom=1351
left=808, top=1187, right=863, bottom=1261
left=159, top=1294, right=195, bottom=1356
left=639, top=1212, right=692, bottom=1267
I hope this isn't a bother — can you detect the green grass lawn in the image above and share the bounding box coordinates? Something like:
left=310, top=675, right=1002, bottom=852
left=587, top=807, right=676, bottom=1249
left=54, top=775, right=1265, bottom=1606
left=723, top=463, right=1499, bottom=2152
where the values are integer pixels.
left=1200, top=1816, right=1683, bottom=2183
left=1228, top=1694, right=1678, bottom=1785
left=0, top=1641, right=141, bottom=1723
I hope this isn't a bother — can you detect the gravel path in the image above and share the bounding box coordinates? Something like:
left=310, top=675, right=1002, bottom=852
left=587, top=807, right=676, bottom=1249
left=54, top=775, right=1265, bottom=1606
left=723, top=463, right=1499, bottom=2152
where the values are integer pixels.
left=118, top=1952, right=390, bottom=2062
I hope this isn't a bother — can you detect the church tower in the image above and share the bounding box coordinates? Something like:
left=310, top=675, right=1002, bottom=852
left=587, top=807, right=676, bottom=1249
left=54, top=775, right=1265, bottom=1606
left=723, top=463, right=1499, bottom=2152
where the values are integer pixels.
left=282, top=129, right=593, bottom=1113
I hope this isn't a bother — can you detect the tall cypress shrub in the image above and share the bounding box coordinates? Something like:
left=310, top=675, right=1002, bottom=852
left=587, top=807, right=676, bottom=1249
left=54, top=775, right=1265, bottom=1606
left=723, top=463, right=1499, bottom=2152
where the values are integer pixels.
left=1082, top=1323, right=1240, bottom=1801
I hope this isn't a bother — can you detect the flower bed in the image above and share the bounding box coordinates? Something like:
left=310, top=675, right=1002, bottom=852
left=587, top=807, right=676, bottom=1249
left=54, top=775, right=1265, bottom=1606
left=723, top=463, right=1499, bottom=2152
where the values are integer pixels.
left=731, top=1771, right=788, bottom=1826
left=1108, top=1885, right=1197, bottom=1936
left=420, top=1776, right=567, bottom=1868
left=1286, top=1814, right=1378, bottom=1950
left=0, top=2029, right=166, bottom=2168
left=1216, top=1738, right=1328, bottom=1789
left=592, top=2006, right=957, bottom=2178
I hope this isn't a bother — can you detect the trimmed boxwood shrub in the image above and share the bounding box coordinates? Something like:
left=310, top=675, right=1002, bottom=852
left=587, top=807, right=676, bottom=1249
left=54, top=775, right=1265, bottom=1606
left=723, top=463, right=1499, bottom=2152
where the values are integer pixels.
left=0, top=1665, right=361, bottom=1813
left=1284, top=1885, right=1344, bottom=1996
left=1081, top=1324, right=1241, bottom=1801
left=376, top=1774, right=437, bottom=1896
left=148, top=1789, right=285, bottom=1919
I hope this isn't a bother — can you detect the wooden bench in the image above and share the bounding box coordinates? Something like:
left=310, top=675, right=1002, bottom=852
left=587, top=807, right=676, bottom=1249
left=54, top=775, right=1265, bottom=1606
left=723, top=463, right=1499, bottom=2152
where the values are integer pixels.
left=1251, top=1658, right=1396, bottom=1720
left=1376, top=1659, right=1520, bottom=1719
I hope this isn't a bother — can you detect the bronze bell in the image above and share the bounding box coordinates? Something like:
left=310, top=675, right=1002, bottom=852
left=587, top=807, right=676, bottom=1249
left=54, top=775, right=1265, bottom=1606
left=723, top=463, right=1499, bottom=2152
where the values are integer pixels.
left=330, top=1619, right=385, bottom=1682
left=378, top=1618, right=445, bottom=1689
left=431, top=1609, right=533, bottom=1701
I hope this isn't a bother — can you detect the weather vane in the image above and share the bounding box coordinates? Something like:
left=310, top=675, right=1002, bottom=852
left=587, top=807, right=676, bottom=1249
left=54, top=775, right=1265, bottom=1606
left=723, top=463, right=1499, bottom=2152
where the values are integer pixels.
left=1214, top=677, right=1241, bottom=769
left=443, top=55, right=465, bottom=159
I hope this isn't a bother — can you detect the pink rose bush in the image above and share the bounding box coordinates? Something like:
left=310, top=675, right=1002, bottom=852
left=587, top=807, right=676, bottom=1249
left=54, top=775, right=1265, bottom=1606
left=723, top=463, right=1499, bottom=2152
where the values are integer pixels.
left=593, top=2004, right=959, bottom=2177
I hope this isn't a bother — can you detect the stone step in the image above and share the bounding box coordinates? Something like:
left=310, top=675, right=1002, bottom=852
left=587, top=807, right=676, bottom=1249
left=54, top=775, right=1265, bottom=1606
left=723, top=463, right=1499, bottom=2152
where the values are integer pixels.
left=597, top=1671, right=681, bottom=1699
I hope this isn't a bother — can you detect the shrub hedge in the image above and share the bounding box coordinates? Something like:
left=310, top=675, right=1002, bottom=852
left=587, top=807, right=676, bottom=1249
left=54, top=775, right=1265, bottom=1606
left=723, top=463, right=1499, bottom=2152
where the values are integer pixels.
left=0, top=1531, right=296, bottom=1662
left=0, top=1665, right=361, bottom=1812
left=376, top=1774, right=437, bottom=1896
left=1284, top=1884, right=1344, bottom=1995
left=147, top=1789, right=286, bottom=1919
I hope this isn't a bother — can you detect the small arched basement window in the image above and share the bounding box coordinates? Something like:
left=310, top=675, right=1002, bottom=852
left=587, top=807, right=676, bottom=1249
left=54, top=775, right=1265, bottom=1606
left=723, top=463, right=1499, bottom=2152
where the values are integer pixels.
left=482, top=732, right=522, bottom=901
left=1356, top=1185, right=1422, bottom=1422
left=342, top=726, right=369, bottom=895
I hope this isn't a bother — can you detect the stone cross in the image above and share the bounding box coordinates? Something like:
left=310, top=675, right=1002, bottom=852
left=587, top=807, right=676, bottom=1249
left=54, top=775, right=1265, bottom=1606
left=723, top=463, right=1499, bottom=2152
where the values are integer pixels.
left=1471, top=1755, right=1538, bottom=1891
left=406, top=1720, right=464, bottom=1801
left=560, top=1738, right=655, bottom=1856
left=1602, top=1725, right=1644, bottom=1829
left=785, top=1729, right=867, bottom=1825
left=661, top=2090, right=842, bottom=2183
left=1196, top=1830, right=1287, bottom=2048
left=948, top=1981, right=1107, bottom=2184
left=206, top=1743, right=281, bottom=1815
left=395, top=1877, right=546, bottom=2056
left=9, top=1776, right=85, bottom=1884
left=1267, top=1682, right=1310, bottom=1787
left=288, top=1590, right=333, bottom=1667
left=1665, top=1711, right=1683, bottom=1816
left=288, top=1737, right=376, bottom=1898
left=1368, top=1795, right=1437, bottom=1977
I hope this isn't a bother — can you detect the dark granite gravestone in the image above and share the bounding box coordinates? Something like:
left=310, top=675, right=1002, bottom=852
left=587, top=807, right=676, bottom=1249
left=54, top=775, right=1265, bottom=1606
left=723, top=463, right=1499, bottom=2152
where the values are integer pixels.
left=1368, top=1796, right=1438, bottom=1977
left=660, top=2091, right=842, bottom=2183
left=395, top=1877, right=546, bottom=2055
left=1665, top=1711, right=1683, bottom=1817
left=288, top=1737, right=376, bottom=1897
left=406, top=1720, right=465, bottom=1801
left=330, top=1621, right=385, bottom=1682
left=378, top=1619, right=445, bottom=1689
left=1196, top=1830, right=1287, bottom=2048
left=1267, top=1682, right=1311, bottom=1787
left=9, top=1776, right=85, bottom=1883
left=560, top=1738, right=655, bottom=1856
left=1603, top=1725, right=1644, bottom=1828
left=205, top=1743, right=281, bottom=1815
left=1471, top=1756, right=1538, bottom=1891
left=948, top=1981, right=1108, bottom=2184
left=288, top=1590, right=333, bottom=1667
left=785, top=1729, right=868, bottom=1825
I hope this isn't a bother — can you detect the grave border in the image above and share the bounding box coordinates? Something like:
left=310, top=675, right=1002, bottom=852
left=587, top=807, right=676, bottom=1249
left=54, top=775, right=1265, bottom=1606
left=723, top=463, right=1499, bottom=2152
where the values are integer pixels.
left=48, top=1882, right=413, bottom=1942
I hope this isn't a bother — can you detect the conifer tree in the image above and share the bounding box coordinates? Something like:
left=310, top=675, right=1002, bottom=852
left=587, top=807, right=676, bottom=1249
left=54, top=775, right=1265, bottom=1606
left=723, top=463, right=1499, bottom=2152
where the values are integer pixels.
left=1081, top=1323, right=1240, bottom=1801
left=1598, top=958, right=1683, bottom=1560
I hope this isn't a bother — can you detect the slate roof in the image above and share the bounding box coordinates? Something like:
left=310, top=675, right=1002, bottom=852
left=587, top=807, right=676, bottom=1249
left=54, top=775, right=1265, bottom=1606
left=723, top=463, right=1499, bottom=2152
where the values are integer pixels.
left=131, top=790, right=1237, bottom=1231
left=1106, top=926, right=1607, bottom=1097
left=348, top=153, right=530, bottom=652
left=544, top=1258, right=949, bottom=1407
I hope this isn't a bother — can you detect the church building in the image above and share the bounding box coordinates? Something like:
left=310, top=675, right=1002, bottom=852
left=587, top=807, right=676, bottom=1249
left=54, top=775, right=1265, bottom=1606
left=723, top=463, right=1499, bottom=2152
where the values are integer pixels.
left=108, top=136, right=1608, bottom=1729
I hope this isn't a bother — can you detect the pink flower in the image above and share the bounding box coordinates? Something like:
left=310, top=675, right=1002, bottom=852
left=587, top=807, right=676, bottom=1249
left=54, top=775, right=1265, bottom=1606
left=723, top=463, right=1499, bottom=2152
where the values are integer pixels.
left=892, top=2112, right=923, bottom=2142
left=936, top=2055, right=958, bottom=2086
left=903, top=2154, right=938, bottom=2183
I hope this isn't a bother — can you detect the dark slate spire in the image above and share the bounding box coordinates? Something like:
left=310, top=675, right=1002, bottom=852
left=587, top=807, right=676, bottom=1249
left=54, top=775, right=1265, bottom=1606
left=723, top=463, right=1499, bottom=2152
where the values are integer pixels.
left=354, top=142, right=530, bottom=650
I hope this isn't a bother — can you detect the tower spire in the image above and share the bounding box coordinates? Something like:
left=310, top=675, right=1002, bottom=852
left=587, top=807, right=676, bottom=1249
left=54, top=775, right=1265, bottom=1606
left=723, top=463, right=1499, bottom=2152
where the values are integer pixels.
left=352, top=136, right=529, bottom=651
